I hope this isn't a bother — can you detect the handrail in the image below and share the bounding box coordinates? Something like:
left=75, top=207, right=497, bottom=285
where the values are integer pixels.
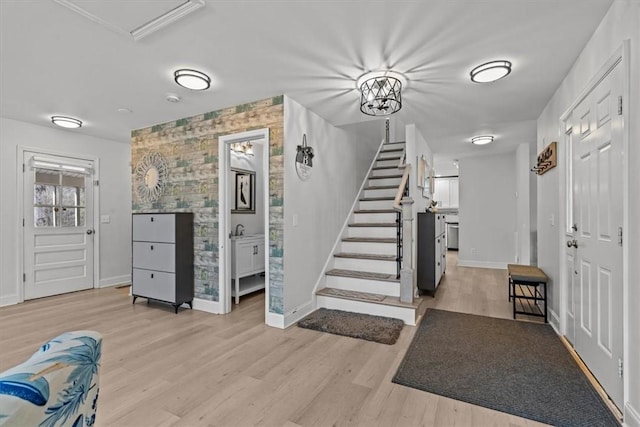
left=393, top=164, right=411, bottom=211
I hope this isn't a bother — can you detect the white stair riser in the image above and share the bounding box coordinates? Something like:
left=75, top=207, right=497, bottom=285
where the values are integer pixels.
left=349, top=226, right=396, bottom=239
left=354, top=212, right=397, bottom=223
left=376, top=158, right=401, bottom=168
left=316, top=295, right=416, bottom=325
left=369, top=177, right=401, bottom=187
left=371, top=168, right=402, bottom=177
left=341, top=241, right=397, bottom=255
left=333, top=257, right=397, bottom=275
left=378, top=151, right=402, bottom=160
left=324, top=275, right=400, bottom=297
left=359, top=200, right=395, bottom=210
left=364, top=188, right=397, bottom=198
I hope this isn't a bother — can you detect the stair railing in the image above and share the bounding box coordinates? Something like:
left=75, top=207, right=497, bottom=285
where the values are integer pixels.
left=393, top=164, right=414, bottom=304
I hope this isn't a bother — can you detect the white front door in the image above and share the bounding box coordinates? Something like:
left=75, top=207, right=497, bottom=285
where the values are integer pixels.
left=23, top=152, right=95, bottom=299
left=570, top=60, right=624, bottom=408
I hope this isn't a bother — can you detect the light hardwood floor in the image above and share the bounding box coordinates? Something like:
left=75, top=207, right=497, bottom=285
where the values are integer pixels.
left=0, top=253, right=547, bottom=427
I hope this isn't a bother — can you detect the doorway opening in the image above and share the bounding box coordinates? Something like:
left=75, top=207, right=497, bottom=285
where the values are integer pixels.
left=218, top=128, right=270, bottom=317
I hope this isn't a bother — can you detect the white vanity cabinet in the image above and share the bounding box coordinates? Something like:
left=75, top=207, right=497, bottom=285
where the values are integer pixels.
left=231, top=235, right=265, bottom=304
left=132, top=213, right=194, bottom=313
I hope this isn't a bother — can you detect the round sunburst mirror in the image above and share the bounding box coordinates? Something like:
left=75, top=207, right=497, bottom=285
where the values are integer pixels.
left=134, top=152, right=168, bottom=203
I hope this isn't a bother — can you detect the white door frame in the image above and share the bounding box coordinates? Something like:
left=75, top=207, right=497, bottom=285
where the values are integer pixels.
left=558, top=40, right=630, bottom=408
left=218, top=128, right=270, bottom=317
left=16, top=145, right=101, bottom=303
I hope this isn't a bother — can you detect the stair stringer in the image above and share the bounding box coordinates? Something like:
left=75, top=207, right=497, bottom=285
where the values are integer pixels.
left=309, top=138, right=387, bottom=302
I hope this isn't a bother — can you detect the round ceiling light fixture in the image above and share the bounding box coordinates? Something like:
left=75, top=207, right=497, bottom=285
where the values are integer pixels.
left=356, top=70, right=407, bottom=116
left=470, top=60, right=512, bottom=83
left=471, top=135, right=494, bottom=145
left=174, top=68, right=211, bottom=90
left=51, top=116, right=82, bottom=129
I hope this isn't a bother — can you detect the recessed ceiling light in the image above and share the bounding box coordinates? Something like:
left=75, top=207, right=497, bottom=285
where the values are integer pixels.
left=471, top=135, right=494, bottom=145
left=51, top=116, right=82, bottom=129
left=117, top=108, right=133, bottom=114
left=470, top=60, right=512, bottom=83
left=166, top=93, right=181, bottom=103
left=174, top=68, right=211, bottom=90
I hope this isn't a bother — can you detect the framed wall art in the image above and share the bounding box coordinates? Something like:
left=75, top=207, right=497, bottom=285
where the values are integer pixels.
left=232, top=168, right=255, bottom=213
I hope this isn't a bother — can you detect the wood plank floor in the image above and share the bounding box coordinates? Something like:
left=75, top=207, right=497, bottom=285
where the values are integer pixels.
left=0, top=253, right=547, bottom=427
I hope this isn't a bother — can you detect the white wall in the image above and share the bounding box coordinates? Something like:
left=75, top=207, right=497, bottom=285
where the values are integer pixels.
left=282, top=96, right=378, bottom=316
left=515, top=143, right=531, bottom=265
left=0, top=117, right=132, bottom=306
left=230, top=143, right=265, bottom=236
left=458, top=152, right=516, bottom=269
left=536, top=1, right=640, bottom=421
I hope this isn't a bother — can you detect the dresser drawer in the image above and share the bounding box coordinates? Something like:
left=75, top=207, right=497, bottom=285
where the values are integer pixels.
left=133, top=214, right=175, bottom=243
left=132, top=242, right=175, bottom=272
left=132, top=269, right=176, bottom=303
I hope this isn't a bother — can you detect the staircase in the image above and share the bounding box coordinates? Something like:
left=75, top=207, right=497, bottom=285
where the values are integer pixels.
left=315, top=141, right=420, bottom=325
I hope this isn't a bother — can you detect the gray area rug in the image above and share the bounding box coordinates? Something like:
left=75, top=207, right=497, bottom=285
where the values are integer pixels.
left=298, top=308, right=403, bottom=345
left=392, top=309, right=620, bottom=426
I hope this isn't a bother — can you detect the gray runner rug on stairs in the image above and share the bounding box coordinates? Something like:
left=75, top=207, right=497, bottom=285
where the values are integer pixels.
left=392, top=309, right=620, bottom=426
left=298, top=308, right=403, bottom=345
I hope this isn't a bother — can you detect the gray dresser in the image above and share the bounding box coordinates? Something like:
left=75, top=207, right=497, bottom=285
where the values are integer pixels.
left=132, top=213, right=194, bottom=313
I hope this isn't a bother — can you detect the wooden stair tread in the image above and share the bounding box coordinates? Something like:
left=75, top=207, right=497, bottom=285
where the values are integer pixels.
left=382, top=141, right=406, bottom=146
left=354, top=209, right=397, bottom=213
left=372, top=166, right=399, bottom=170
left=348, top=222, right=396, bottom=227
left=334, top=252, right=396, bottom=261
left=376, top=156, right=401, bottom=160
left=369, top=175, right=403, bottom=179
left=342, top=237, right=396, bottom=243
left=325, top=269, right=399, bottom=282
left=360, top=196, right=394, bottom=201
left=317, top=287, right=420, bottom=309
left=365, top=185, right=398, bottom=190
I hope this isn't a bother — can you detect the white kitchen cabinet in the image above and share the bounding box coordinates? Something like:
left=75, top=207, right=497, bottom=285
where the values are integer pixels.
left=434, top=177, right=459, bottom=209
left=132, top=213, right=194, bottom=313
left=231, top=235, right=265, bottom=304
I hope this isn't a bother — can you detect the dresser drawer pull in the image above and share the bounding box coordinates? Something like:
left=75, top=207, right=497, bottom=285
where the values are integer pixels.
left=151, top=273, right=154, bottom=279
left=151, top=217, right=154, bottom=222
left=150, top=245, right=154, bottom=251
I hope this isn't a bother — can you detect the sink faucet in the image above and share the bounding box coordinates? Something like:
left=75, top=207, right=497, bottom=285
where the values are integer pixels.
left=235, top=224, right=245, bottom=236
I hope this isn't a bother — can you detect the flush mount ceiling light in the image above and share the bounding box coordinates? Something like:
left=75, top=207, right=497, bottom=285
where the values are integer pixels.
left=471, top=135, right=494, bottom=145
left=356, top=71, right=406, bottom=116
left=174, top=69, right=211, bottom=90
left=51, top=116, right=82, bottom=129
left=470, top=60, right=512, bottom=83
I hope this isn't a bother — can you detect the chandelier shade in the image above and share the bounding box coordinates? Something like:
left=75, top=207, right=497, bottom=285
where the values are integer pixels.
left=359, top=75, right=402, bottom=116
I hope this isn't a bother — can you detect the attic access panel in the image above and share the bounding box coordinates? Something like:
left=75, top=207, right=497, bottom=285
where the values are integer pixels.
left=54, top=0, right=204, bottom=41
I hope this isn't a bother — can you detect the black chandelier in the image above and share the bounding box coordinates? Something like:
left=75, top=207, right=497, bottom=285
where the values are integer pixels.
left=359, top=75, right=403, bottom=116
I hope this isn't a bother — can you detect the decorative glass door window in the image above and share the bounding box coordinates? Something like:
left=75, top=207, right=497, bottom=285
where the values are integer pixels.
left=34, top=169, right=86, bottom=227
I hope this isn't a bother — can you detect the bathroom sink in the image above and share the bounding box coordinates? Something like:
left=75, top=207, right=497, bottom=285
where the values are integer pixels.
left=231, top=234, right=264, bottom=240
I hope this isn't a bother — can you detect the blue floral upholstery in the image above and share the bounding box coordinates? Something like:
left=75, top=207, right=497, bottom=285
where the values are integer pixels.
left=0, top=331, right=101, bottom=427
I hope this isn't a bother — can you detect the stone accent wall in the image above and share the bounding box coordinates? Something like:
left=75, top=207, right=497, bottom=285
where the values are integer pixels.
left=131, top=96, right=285, bottom=314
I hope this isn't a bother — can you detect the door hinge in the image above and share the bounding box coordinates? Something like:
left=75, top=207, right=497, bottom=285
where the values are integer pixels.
left=23, top=218, right=25, bottom=227
left=23, top=273, right=26, bottom=282
left=618, top=358, right=624, bottom=378
left=618, top=226, right=623, bottom=246
left=22, top=163, right=25, bottom=172
left=618, top=96, right=623, bottom=115
left=93, top=180, right=99, bottom=186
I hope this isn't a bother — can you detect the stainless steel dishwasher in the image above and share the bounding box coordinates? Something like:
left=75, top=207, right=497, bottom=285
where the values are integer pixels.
left=447, top=223, right=459, bottom=250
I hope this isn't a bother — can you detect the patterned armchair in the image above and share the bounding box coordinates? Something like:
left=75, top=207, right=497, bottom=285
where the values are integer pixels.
left=0, top=331, right=102, bottom=427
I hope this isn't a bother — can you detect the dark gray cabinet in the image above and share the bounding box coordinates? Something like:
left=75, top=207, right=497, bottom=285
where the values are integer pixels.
left=132, top=213, right=194, bottom=313
left=417, top=212, right=447, bottom=294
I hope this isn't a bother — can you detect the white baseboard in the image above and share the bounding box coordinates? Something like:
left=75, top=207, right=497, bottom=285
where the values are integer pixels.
left=456, top=259, right=508, bottom=270
left=625, top=402, right=640, bottom=427
left=98, top=274, right=131, bottom=288
left=266, top=311, right=285, bottom=329
left=283, top=301, right=315, bottom=329
left=0, top=295, right=19, bottom=307
left=192, top=297, right=222, bottom=314
left=548, top=308, right=561, bottom=334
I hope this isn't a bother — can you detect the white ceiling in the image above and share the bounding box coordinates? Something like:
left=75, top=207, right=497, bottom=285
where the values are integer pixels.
left=0, top=0, right=613, bottom=170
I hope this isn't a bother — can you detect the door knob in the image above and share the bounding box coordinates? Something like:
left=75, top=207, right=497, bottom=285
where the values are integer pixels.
left=86, top=229, right=94, bottom=235
left=566, top=239, right=578, bottom=248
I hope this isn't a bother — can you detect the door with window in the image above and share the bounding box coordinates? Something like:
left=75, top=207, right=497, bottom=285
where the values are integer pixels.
left=23, top=152, right=95, bottom=299
left=566, top=59, right=624, bottom=408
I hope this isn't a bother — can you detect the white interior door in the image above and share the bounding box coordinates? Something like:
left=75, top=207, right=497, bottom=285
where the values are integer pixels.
left=570, top=61, right=623, bottom=408
left=23, top=152, right=95, bottom=299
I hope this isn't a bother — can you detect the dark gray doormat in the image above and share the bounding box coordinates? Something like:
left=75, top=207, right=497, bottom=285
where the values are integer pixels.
left=297, top=308, right=403, bottom=345
left=392, top=309, right=620, bottom=426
